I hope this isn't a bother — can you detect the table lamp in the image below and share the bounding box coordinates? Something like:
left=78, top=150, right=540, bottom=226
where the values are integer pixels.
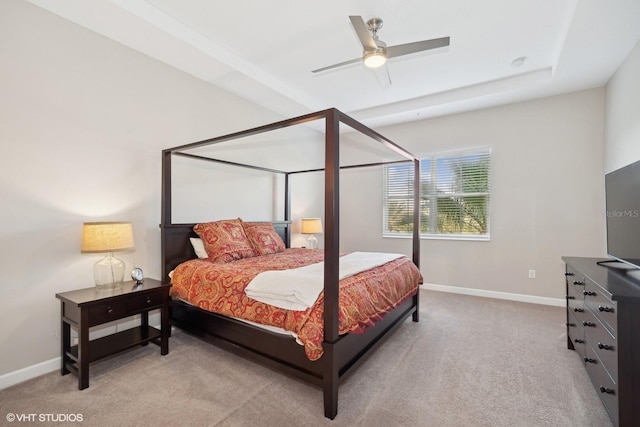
left=81, top=222, right=135, bottom=290
left=301, top=218, right=322, bottom=249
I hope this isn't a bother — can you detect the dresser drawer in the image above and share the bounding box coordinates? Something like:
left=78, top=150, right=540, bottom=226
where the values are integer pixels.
left=567, top=296, right=586, bottom=326
left=567, top=310, right=586, bottom=361
left=88, top=301, right=127, bottom=326
left=583, top=309, right=618, bottom=381
left=567, top=273, right=586, bottom=297
left=583, top=280, right=617, bottom=333
left=584, top=344, right=619, bottom=424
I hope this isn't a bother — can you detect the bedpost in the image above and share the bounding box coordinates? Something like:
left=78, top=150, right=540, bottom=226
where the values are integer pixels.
left=323, top=108, right=341, bottom=417
left=161, top=149, right=172, bottom=281
left=322, top=342, right=338, bottom=419
left=162, top=149, right=172, bottom=224
left=412, top=158, right=420, bottom=268
left=284, top=172, right=291, bottom=247
left=412, top=157, right=421, bottom=322
left=324, top=109, right=340, bottom=342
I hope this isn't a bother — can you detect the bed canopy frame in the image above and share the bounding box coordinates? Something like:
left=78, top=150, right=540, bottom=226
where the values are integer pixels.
left=160, top=108, right=421, bottom=419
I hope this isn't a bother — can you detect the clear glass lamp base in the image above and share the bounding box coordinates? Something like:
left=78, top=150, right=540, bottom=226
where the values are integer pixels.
left=93, top=253, right=125, bottom=290
left=306, top=235, right=318, bottom=249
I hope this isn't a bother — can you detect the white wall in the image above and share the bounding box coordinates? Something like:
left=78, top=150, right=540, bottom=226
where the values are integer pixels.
left=604, top=40, right=640, bottom=172
left=341, top=89, right=607, bottom=300
left=0, top=1, right=281, bottom=377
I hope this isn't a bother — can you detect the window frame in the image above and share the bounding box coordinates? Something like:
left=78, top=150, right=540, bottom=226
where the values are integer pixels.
left=382, top=147, right=491, bottom=241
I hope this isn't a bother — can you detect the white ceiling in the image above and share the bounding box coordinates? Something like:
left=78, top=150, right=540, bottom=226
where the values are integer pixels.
left=27, top=0, right=640, bottom=128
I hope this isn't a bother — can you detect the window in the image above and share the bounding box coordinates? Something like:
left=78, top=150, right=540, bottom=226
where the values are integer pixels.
left=383, top=148, right=490, bottom=240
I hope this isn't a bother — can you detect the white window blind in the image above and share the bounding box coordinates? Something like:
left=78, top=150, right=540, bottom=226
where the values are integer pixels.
left=383, top=148, right=490, bottom=240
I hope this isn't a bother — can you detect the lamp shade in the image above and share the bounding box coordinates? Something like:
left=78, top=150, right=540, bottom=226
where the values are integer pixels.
left=301, top=218, right=323, bottom=235
left=81, top=222, right=135, bottom=253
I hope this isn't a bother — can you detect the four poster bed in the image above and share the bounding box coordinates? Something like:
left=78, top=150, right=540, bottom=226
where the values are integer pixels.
left=160, top=108, right=422, bottom=419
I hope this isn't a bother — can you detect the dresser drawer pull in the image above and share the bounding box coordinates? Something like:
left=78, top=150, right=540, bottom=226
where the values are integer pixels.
left=584, top=357, right=597, bottom=364
left=573, top=307, right=583, bottom=313
left=598, top=305, right=614, bottom=313
left=146, top=297, right=152, bottom=304
left=597, top=343, right=614, bottom=351
left=565, top=272, right=575, bottom=276
left=582, top=321, right=596, bottom=328
left=573, top=280, right=585, bottom=286
left=566, top=295, right=575, bottom=300
left=574, top=338, right=584, bottom=344
left=599, top=386, right=615, bottom=395
left=566, top=322, right=576, bottom=327
left=583, top=290, right=597, bottom=296
left=107, top=306, right=113, bottom=314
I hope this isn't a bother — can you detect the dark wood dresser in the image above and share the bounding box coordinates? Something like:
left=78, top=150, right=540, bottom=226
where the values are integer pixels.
left=563, top=256, right=640, bottom=427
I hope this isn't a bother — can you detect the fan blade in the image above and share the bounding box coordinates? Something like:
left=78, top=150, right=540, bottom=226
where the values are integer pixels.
left=349, top=15, right=378, bottom=51
left=311, top=57, right=361, bottom=73
left=386, top=36, right=450, bottom=59
left=373, top=64, right=392, bottom=88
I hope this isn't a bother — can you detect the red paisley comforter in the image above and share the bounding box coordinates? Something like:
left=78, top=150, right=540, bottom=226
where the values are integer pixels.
left=170, top=248, right=422, bottom=361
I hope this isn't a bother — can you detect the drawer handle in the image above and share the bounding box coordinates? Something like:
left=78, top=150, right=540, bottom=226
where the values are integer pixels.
left=573, top=308, right=583, bottom=313
left=573, top=280, right=585, bottom=286
left=598, top=306, right=614, bottom=313
left=565, top=272, right=575, bottom=276
left=582, top=321, right=596, bottom=328
left=597, top=343, right=614, bottom=351
left=574, top=338, right=584, bottom=344
left=146, top=297, right=152, bottom=304
left=566, top=295, right=575, bottom=300
left=584, top=357, right=597, bottom=364
left=566, top=322, right=576, bottom=327
left=583, top=290, right=597, bottom=296
left=599, top=386, right=615, bottom=395
left=107, top=306, right=113, bottom=314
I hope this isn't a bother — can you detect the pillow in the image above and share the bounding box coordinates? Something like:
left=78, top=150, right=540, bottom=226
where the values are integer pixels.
left=189, top=238, right=208, bottom=259
left=242, top=221, right=286, bottom=256
left=193, top=219, right=256, bottom=263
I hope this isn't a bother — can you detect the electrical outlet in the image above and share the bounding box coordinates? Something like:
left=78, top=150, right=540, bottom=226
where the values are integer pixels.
left=528, top=269, right=536, bottom=279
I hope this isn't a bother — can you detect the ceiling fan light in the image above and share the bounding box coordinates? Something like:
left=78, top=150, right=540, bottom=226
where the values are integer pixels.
left=363, top=50, right=387, bottom=68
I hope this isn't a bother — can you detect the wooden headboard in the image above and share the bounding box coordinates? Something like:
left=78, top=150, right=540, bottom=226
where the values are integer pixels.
left=160, top=221, right=291, bottom=281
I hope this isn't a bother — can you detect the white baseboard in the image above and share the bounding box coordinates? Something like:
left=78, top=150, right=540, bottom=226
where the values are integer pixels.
left=0, top=319, right=166, bottom=391
left=421, top=283, right=565, bottom=307
left=0, top=357, right=60, bottom=390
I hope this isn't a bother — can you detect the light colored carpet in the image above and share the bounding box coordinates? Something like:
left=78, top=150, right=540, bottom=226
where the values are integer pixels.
left=0, top=290, right=612, bottom=426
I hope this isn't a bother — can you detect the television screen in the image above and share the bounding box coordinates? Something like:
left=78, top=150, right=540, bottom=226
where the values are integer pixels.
left=605, top=159, right=640, bottom=269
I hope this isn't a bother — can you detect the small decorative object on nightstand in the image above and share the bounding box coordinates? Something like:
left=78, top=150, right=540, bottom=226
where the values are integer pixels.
left=81, top=222, right=135, bottom=290
left=131, top=267, right=144, bottom=284
left=301, top=218, right=322, bottom=249
left=56, top=279, right=171, bottom=390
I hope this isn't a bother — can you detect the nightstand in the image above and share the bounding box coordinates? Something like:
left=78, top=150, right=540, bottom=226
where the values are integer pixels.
left=56, top=279, right=171, bottom=389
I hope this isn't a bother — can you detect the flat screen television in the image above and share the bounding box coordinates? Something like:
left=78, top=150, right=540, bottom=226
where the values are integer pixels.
left=604, top=159, right=640, bottom=269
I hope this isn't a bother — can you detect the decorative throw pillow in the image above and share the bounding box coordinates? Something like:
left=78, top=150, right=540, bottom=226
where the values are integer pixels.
left=193, top=219, right=256, bottom=263
left=241, top=221, right=286, bottom=256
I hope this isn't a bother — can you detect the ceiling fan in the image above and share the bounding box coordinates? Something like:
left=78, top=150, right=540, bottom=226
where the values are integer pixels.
left=312, top=16, right=450, bottom=85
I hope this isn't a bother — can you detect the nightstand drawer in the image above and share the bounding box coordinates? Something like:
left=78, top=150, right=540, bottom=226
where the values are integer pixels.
left=88, top=302, right=127, bottom=326
left=127, top=291, right=164, bottom=313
